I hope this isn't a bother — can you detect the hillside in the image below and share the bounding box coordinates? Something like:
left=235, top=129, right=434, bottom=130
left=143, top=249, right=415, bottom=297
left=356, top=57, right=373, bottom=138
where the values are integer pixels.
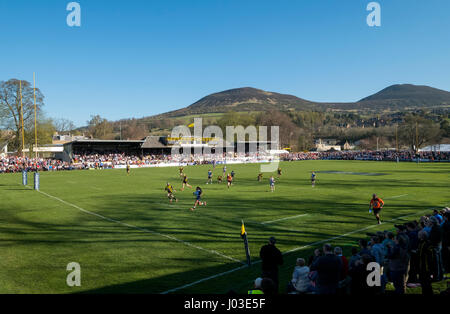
left=152, top=84, right=450, bottom=119
left=156, top=87, right=319, bottom=117
left=355, top=84, right=450, bottom=110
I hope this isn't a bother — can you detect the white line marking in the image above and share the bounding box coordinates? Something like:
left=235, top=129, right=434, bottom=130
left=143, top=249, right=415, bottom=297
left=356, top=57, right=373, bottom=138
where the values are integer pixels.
left=161, top=203, right=448, bottom=294
left=33, top=188, right=243, bottom=265
left=260, top=214, right=308, bottom=225
left=385, top=194, right=409, bottom=200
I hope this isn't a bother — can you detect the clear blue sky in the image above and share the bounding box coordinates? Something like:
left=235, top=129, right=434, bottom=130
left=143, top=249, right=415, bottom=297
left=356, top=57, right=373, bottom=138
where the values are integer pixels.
left=1, top=0, right=449, bottom=127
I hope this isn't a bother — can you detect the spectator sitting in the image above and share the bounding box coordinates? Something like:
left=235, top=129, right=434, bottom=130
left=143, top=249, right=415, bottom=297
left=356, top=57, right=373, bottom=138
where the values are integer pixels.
left=288, top=258, right=313, bottom=294
left=248, top=277, right=264, bottom=294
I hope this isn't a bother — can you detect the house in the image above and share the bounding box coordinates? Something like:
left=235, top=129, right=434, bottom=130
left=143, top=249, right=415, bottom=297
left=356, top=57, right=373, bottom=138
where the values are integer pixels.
left=314, top=139, right=341, bottom=152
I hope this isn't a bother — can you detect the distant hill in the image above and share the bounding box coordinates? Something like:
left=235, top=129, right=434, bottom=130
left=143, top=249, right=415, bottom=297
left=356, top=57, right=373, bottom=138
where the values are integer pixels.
left=157, top=87, right=318, bottom=117
left=355, top=84, right=450, bottom=110
left=148, top=84, right=450, bottom=119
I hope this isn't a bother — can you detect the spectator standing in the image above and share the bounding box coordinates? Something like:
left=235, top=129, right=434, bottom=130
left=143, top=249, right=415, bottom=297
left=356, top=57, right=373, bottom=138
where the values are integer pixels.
left=386, top=234, right=410, bottom=294
left=442, top=212, right=450, bottom=275
left=428, top=216, right=444, bottom=281
left=309, top=244, right=342, bottom=295
left=259, top=237, right=283, bottom=292
left=418, top=230, right=434, bottom=295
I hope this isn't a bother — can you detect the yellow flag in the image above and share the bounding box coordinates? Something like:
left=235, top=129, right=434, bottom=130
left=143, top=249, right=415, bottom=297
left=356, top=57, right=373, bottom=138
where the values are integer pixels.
left=188, top=123, right=195, bottom=128
left=241, top=221, right=246, bottom=238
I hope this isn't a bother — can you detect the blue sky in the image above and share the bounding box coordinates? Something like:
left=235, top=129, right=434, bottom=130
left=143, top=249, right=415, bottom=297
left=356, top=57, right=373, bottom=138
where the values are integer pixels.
left=1, top=0, right=449, bottom=126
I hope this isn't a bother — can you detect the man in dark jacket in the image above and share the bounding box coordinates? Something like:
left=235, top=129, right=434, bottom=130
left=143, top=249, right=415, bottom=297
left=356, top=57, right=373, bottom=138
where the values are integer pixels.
left=418, top=230, right=434, bottom=295
left=310, top=243, right=342, bottom=295
left=442, top=212, right=450, bottom=274
left=259, top=237, right=283, bottom=292
left=428, top=216, right=443, bottom=281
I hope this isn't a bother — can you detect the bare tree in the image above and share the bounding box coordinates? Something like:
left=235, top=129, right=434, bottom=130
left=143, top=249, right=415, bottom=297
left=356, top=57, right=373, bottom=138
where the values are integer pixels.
left=54, top=118, right=76, bottom=134
left=87, top=115, right=114, bottom=139
left=0, top=79, right=44, bottom=153
left=399, top=114, right=442, bottom=152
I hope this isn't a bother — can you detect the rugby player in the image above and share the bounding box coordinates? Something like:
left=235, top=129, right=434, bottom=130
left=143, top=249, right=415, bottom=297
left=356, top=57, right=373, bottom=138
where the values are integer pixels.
left=165, top=183, right=178, bottom=203
left=227, top=173, right=233, bottom=189
left=311, top=171, right=316, bottom=187
left=206, top=169, right=213, bottom=184
left=190, top=186, right=206, bottom=211
left=269, top=176, right=276, bottom=192
left=277, top=167, right=282, bottom=178
left=181, top=174, right=192, bottom=191
left=258, top=173, right=263, bottom=182
left=369, top=194, right=385, bottom=224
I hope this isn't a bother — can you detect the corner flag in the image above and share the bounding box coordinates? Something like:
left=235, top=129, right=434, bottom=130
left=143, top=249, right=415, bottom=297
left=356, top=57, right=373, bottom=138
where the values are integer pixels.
left=241, top=220, right=251, bottom=266
left=188, top=122, right=195, bottom=128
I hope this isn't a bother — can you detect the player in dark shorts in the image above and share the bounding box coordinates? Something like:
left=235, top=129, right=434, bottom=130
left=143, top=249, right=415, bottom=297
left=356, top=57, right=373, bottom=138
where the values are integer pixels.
left=126, top=162, right=130, bottom=175
left=165, top=183, right=178, bottom=203
left=190, top=186, right=206, bottom=211
left=181, top=174, right=192, bottom=191
left=369, top=194, right=385, bottom=224
left=206, top=169, right=213, bottom=184
left=227, top=173, right=233, bottom=189
left=217, top=175, right=223, bottom=183
left=311, top=171, right=316, bottom=187
left=277, top=167, right=282, bottom=178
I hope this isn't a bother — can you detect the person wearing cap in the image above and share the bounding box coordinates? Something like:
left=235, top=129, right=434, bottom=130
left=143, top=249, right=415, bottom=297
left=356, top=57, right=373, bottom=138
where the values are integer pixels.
left=369, top=194, right=384, bottom=225
left=248, top=277, right=264, bottom=294
left=259, top=237, right=283, bottom=292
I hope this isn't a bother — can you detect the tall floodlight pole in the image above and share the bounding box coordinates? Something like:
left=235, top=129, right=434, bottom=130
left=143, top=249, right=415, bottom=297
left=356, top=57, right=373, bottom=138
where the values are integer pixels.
left=34, top=73, right=38, bottom=159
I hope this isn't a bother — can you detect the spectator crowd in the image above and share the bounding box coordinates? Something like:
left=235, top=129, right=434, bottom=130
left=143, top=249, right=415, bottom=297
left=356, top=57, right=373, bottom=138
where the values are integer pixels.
left=252, top=208, right=450, bottom=295
left=1, top=149, right=449, bottom=174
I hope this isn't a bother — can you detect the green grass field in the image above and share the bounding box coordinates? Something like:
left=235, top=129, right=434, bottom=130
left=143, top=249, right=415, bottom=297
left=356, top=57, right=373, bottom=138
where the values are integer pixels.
left=0, top=160, right=449, bottom=294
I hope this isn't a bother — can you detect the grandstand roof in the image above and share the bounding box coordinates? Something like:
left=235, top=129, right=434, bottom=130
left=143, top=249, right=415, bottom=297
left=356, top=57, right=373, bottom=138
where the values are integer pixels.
left=419, top=144, right=450, bottom=152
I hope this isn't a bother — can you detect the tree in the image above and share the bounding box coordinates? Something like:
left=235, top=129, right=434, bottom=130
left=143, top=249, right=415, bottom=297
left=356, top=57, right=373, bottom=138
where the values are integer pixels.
left=0, top=79, right=44, bottom=154
left=121, top=119, right=148, bottom=140
left=54, top=118, right=76, bottom=134
left=398, top=114, right=442, bottom=152
left=87, top=115, right=114, bottom=139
